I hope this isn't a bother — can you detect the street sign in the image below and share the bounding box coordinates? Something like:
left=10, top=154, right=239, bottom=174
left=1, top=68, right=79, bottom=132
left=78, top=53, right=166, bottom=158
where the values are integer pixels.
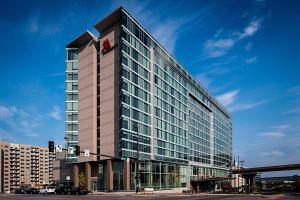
left=121, top=156, right=126, bottom=161
left=56, top=145, right=63, bottom=153
left=67, top=147, right=74, bottom=154
left=84, top=149, right=90, bottom=157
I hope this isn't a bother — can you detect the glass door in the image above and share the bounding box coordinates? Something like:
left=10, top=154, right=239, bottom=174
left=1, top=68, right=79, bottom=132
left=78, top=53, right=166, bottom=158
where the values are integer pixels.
left=113, top=172, right=123, bottom=191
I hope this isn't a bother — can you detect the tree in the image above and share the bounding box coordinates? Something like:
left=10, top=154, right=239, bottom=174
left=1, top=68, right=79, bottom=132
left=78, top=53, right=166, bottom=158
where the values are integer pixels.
left=78, top=172, right=86, bottom=189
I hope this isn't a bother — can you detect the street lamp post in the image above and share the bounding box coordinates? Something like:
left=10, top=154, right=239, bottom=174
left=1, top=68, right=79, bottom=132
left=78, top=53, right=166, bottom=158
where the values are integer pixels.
left=64, top=136, right=71, bottom=187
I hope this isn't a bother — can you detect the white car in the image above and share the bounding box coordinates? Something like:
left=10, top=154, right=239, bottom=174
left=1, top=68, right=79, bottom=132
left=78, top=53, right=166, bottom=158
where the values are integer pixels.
left=39, top=187, right=55, bottom=194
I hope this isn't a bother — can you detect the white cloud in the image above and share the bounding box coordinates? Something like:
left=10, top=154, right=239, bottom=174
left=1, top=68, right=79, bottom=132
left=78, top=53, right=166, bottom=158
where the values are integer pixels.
left=0, top=105, right=17, bottom=119
left=0, top=105, right=42, bottom=140
left=229, top=100, right=268, bottom=112
left=245, top=56, right=258, bottom=64
left=260, top=131, right=285, bottom=138
left=203, top=18, right=263, bottom=58
left=49, top=106, right=61, bottom=120
left=260, top=151, right=284, bottom=157
left=284, top=107, right=300, bottom=114
left=150, top=12, right=206, bottom=53
left=114, top=1, right=210, bottom=54
left=196, top=74, right=212, bottom=88
left=216, top=90, right=270, bottom=112
left=151, top=21, right=180, bottom=53
left=25, top=133, right=40, bottom=137
left=216, top=89, right=239, bottom=106
left=0, top=128, right=16, bottom=143
left=204, top=39, right=235, bottom=58
left=26, top=14, right=61, bottom=37
left=239, top=19, right=262, bottom=39
left=196, top=66, right=231, bottom=88
left=272, top=124, right=290, bottom=130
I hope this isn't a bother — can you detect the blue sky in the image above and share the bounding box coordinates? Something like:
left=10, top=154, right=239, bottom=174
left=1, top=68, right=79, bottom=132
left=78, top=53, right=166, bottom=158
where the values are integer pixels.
left=0, top=0, right=300, bottom=176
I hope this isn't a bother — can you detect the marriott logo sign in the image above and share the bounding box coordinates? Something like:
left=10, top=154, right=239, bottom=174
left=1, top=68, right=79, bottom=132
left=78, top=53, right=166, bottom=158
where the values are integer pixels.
left=101, top=39, right=117, bottom=55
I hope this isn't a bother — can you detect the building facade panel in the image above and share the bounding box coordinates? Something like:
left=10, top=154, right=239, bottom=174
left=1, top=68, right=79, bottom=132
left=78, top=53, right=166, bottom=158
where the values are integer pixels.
left=78, top=41, right=98, bottom=163
left=99, top=23, right=121, bottom=159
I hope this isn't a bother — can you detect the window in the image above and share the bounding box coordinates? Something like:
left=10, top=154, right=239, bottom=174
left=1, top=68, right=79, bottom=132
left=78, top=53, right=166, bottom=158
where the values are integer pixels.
left=122, top=43, right=130, bottom=55
left=132, top=60, right=138, bottom=72
left=66, top=73, right=78, bottom=81
left=122, top=118, right=128, bottom=129
left=132, top=121, right=138, bottom=132
left=132, top=49, right=138, bottom=61
left=66, top=102, right=78, bottom=111
left=66, top=62, right=78, bottom=70
left=122, top=106, right=130, bottom=117
left=122, top=93, right=130, bottom=105
left=67, top=49, right=78, bottom=60
left=66, top=93, right=78, bottom=100
left=132, top=73, right=138, bottom=85
left=122, top=55, right=128, bottom=66
left=72, top=62, right=78, bottom=70
left=154, top=75, right=158, bottom=84
left=122, top=81, right=128, bottom=91
left=122, top=68, right=130, bottom=80
left=66, top=113, right=78, bottom=121
left=72, top=83, right=78, bottom=90
left=132, top=109, right=139, bottom=121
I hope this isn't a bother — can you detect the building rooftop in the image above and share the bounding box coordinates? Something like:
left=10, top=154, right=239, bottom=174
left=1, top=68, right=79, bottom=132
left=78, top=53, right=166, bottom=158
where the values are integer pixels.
left=66, top=30, right=97, bottom=48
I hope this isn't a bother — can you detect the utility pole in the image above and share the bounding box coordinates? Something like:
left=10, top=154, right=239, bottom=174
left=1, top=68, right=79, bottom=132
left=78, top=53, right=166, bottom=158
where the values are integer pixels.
left=63, top=136, right=73, bottom=187
left=239, top=160, right=245, bottom=192
left=237, top=156, right=240, bottom=190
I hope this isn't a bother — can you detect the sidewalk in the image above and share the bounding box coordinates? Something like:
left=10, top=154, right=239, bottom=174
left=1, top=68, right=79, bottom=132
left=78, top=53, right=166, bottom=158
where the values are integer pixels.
left=88, top=191, right=253, bottom=196
left=88, top=188, right=185, bottom=196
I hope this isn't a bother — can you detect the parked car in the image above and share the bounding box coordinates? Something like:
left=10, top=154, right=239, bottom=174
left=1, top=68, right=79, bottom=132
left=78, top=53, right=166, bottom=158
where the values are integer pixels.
left=25, top=188, right=39, bottom=194
left=70, top=187, right=88, bottom=195
left=55, top=186, right=71, bottom=195
left=39, top=186, right=55, bottom=194
left=15, top=188, right=27, bottom=194
left=223, top=184, right=232, bottom=191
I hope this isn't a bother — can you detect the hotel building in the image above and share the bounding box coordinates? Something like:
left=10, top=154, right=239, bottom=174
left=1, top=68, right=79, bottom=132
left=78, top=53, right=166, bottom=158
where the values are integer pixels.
left=0, top=141, right=54, bottom=192
left=66, top=7, right=232, bottom=191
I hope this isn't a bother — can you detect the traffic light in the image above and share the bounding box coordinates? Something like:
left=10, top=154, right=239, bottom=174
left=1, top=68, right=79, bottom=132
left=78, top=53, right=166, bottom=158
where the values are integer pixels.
left=75, top=145, right=80, bottom=156
left=48, top=141, right=54, bottom=152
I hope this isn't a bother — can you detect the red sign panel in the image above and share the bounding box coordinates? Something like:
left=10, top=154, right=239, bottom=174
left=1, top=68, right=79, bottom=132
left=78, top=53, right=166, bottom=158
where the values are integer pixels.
left=101, top=38, right=118, bottom=55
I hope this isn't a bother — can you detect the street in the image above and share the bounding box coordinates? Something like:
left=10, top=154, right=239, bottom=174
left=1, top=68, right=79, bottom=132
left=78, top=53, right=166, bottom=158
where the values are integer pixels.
left=0, top=194, right=299, bottom=200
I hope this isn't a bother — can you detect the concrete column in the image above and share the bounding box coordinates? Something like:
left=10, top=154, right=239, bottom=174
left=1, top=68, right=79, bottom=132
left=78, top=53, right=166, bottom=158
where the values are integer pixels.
left=106, top=160, right=113, bottom=191
left=85, top=162, right=91, bottom=191
left=123, top=158, right=130, bottom=191
left=73, top=164, right=79, bottom=187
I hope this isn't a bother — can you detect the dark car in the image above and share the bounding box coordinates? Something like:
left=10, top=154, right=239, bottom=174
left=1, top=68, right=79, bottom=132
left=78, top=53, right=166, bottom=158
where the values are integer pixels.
left=55, top=186, right=71, bottom=195
left=15, top=188, right=27, bottom=194
left=70, top=187, right=88, bottom=195
left=25, top=188, right=39, bottom=194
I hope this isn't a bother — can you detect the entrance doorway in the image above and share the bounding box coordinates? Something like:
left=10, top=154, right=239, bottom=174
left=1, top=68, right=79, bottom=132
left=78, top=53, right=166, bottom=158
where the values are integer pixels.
left=113, top=172, right=123, bottom=191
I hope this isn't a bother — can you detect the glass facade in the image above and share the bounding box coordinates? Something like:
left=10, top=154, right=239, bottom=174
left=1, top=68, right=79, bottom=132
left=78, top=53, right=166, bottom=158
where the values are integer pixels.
left=65, top=48, right=78, bottom=161
left=119, top=10, right=232, bottom=187
left=120, top=27, right=152, bottom=160
left=130, top=161, right=187, bottom=189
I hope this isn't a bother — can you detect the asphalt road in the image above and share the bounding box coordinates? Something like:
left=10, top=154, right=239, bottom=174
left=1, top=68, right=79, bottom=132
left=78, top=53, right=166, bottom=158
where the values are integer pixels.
left=0, top=194, right=299, bottom=200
